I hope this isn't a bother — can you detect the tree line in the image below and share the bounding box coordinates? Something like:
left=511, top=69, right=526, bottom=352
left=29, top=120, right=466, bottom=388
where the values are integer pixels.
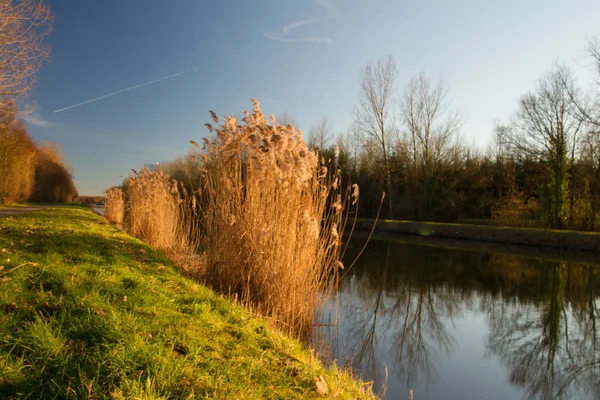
left=309, top=39, right=600, bottom=231
left=0, top=0, right=77, bottom=204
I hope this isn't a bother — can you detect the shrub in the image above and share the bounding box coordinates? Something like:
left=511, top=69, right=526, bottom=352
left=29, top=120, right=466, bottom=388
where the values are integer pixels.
left=31, top=143, right=78, bottom=203
left=0, top=121, right=37, bottom=203
left=492, top=192, right=541, bottom=228
left=0, top=104, right=76, bottom=204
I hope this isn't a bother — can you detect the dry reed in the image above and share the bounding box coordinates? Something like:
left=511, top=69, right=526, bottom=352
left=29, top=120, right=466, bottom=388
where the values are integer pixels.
left=104, top=186, right=124, bottom=225
left=195, top=99, right=352, bottom=334
left=122, top=169, right=187, bottom=252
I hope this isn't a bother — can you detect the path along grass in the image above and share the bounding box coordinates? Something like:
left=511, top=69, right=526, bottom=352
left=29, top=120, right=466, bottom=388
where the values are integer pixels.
left=0, top=206, right=373, bottom=399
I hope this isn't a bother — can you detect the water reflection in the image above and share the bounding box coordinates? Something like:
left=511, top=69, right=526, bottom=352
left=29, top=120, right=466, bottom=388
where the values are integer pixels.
left=486, top=262, right=600, bottom=399
left=315, top=238, right=600, bottom=399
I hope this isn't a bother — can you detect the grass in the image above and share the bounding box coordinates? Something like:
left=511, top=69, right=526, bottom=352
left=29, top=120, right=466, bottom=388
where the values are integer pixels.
left=0, top=206, right=374, bottom=399
left=353, top=217, right=600, bottom=251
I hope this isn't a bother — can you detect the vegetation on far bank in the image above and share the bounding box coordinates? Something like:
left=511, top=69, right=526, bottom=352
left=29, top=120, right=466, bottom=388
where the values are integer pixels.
left=207, top=39, right=600, bottom=233
left=0, top=206, right=374, bottom=399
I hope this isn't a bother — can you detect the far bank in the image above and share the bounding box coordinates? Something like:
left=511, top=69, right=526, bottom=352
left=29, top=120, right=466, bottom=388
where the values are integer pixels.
left=353, top=218, right=600, bottom=252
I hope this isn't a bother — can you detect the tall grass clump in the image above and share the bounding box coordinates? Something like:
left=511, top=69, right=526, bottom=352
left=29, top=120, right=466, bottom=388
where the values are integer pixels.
left=123, top=169, right=187, bottom=252
left=196, top=99, right=351, bottom=334
left=104, top=186, right=124, bottom=225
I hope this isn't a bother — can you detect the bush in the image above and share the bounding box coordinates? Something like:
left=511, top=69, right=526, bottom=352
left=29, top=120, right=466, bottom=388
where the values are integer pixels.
left=492, top=192, right=541, bottom=228
left=30, top=143, right=78, bottom=203
left=0, top=104, right=76, bottom=204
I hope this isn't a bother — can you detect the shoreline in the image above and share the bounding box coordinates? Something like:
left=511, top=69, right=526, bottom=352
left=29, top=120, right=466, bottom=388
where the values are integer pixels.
left=353, top=218, right=600, bottom=253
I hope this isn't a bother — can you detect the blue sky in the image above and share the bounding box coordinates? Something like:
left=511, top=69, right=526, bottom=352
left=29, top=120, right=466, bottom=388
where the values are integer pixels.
left=23, top=0, right=600, bottom=195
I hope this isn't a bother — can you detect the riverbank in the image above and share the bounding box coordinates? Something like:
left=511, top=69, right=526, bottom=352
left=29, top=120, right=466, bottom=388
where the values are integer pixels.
left=0, top=206, right=373, bottom=399
left=354, top=218, right=600, bottom=252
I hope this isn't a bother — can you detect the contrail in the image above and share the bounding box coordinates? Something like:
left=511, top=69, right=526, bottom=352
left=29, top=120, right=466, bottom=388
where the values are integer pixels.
left=54, top=67, right=198, bottom=113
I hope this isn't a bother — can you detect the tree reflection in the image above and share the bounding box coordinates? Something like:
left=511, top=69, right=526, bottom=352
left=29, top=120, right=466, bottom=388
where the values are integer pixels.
left=344, top=241, right=458, bottom=387
left=322, top=238, right=600, bottom=398
left=486, top=263, right=600, bottom=399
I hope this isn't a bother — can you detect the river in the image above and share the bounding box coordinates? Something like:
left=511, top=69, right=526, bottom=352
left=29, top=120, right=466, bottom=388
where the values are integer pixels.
left=314, top=237, right=600, bottom=400
left=90, top=205, right=105, bottom=216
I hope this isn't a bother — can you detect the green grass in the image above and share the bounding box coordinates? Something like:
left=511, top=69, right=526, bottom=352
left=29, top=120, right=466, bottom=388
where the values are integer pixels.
left=0, top=206, right=373, bottom=399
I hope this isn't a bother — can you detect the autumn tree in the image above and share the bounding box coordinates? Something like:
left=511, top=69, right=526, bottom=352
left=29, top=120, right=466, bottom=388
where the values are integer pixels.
left=31, top=142, right=78, bottom=203
left=0, top=105, right=37, bottom=203
left=0, top=0, right=53, bottom=108
left=354, top=55, right=397, bottom=216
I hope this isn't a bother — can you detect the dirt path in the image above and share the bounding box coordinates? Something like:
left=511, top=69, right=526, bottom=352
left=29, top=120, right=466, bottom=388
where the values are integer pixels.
left=0, top=205, right=58, bottom=217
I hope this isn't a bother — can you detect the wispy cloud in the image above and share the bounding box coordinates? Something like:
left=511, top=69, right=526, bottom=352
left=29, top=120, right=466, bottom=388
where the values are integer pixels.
left=54, top=68, right=198, bottom=113
left=264, top=0, right=338, bottom=44
left=20, top=110, right=55, bottom=127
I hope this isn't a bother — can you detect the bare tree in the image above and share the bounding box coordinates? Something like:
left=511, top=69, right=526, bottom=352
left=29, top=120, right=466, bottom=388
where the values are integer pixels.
left=308, top=116, right=332, bottom=151
left=401, top=72, right=462, bottom=220
left=496, top=65, right=583, bottom=229
left=0, top=0, right=53, bottom=108
left=339, top=125, right=362, bottom=175
left=277, top=111, right=298, bottom=128
left=578, top=37, right=600, bottom=127
left=354, top=55, right=397, bottom=216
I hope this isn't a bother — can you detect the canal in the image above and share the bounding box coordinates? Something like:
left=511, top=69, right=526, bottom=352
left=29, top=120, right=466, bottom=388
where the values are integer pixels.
left=315, top=237, right=600, bottom=399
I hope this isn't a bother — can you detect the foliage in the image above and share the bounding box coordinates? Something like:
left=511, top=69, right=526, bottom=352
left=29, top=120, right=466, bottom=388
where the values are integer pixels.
left=30, top=143, right=78, bottom=203
left=0, top=104, right=77, bottom=204
left=0, top=0, right=53, bottom=105
left=491, top=192, right=541, bottom=228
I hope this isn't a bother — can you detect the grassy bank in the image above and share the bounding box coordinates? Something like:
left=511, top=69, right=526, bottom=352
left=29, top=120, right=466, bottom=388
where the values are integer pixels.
left=354, top=218, right=600, bottom=252
left=0, top=206, right=373, bottom=399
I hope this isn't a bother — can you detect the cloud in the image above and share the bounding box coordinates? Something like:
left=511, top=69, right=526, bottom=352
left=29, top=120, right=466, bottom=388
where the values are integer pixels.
left=264, top=0, right=338, bottom=44
left=54, top=67, right=198, bottom=113
left=21, top=110, right=55, bottom=127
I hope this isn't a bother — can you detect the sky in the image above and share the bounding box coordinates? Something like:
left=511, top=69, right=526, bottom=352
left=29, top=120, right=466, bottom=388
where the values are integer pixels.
left=22, top=0, right=600, bottom=195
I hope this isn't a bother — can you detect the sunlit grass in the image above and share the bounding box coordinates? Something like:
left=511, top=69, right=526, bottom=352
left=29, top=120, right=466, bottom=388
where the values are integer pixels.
left=0, top=206, right=374, bottom=399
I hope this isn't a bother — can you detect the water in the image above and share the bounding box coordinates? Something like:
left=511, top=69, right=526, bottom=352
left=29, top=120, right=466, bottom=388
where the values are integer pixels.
left=315, top=237, right=600, bottom=400
left=90, top=205, right=105, bottom=216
